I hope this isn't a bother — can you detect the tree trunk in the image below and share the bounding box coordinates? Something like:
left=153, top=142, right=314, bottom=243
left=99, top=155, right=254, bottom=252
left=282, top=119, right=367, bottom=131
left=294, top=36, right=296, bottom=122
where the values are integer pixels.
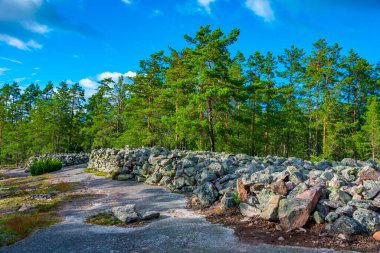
left=207, top=97, right=215, bottom=152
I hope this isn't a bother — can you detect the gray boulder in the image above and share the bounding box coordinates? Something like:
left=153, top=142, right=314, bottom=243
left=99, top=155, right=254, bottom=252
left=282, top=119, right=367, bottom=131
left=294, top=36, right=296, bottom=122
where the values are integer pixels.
left=112, top=204, right=139, bottom=223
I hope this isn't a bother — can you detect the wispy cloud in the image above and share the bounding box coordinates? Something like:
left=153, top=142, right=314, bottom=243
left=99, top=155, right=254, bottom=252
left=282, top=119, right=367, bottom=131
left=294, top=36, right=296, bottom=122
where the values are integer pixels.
left=0, top=34, right=42, bottom=50
left=79, top=78, right=98, bottom=89
left=121, top=0, right=132, bottom=5
left=14, top=77, right=26, bottom=83
left=197, top=0, right=216, bottom=13
left=0, top=67, right=10, bottom=75
left=0, top=57, right=22, bottom=64
left=22, top=21, right=52, bottom=35
left=245, top=0, right=275, bottom=22
left=153, top=9, right=164, bottom=16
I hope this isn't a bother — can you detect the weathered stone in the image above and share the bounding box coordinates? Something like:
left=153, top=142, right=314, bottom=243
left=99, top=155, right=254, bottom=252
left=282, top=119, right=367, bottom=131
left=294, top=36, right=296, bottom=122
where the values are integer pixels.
left=358, top=166, right=380, bottom=181
left=341, top=158, right=357, bottom=167
left=117, top=174, right=134, bottom=181
left=313, top=211, right=325, bottom=224
left=141, top=211, right=160, bottom=220
left=250, top=172, right=273, bottom=185
left=296, top=186, right=323, bottom=212
left=331, top=215, right=363, bottom=235
left=289, top=172, right=307, bottom=185
left=159, top=176, right=172, bottom=186
left=362, top=180, right=380, bottom=200
left=373, top=231, right=380, bottom=241
left=261, top=195, right=281, bottom=221
left=194, top=182, right=218, bottom=206
left=278, top=198, right=310, bottom=231
left=329, top=190, right=352, bottom=204
left=208, top=162, right=224, bottom=176
left=325, top=212, right=339, bottom=222
left=239, top=203, right=261, bottom=217
left=220, top=192, right=235, bottom=209
left=112, top=204, right=139, bottom=223
left=353, top=209, right=380, bottom=234
left=347, top=200, right=377, bottom=211
left=199, top=170, right=217, bottom=185
left=336, top=205, right=355, bottom=216
left=236, top=178, right=248, bottom=202
left=174, top=177, right=185, bottom=189
left=270, top=180, right=288, bottom=196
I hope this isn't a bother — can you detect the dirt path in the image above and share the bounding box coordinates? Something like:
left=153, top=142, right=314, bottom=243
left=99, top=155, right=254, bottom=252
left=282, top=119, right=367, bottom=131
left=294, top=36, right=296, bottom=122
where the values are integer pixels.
left=0, top=165, right=353, bottom=253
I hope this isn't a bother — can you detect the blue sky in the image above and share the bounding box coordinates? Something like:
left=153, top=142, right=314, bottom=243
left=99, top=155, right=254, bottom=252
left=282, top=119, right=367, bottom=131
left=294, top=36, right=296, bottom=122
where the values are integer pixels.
left=0, top=0, right=379, bottom=96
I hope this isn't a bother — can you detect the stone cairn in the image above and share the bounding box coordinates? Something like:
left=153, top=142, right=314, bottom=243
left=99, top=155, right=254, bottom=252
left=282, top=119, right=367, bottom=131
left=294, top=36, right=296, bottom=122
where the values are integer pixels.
left=24, top=153, right=89, bottom=172
left=88, top=146, right=380, bottom=237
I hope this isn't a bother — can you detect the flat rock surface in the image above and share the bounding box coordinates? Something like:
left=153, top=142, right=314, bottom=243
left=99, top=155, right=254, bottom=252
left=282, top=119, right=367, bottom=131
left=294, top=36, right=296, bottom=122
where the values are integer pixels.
left=1, top=165, right=352, bottom=253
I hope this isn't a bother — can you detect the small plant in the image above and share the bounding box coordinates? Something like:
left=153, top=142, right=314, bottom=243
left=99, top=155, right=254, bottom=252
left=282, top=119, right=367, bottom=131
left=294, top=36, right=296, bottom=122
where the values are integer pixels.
left=83, top=168, right=97, bottom=173
left=29, top=158, right=63, bottom=176
left=231, top=191, right=241, bottom=205
left=86, top=212, right=123, bottom=226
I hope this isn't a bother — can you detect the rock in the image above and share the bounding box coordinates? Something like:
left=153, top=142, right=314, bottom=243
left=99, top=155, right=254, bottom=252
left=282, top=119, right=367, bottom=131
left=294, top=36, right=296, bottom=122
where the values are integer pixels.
left=261, top=195, right=281, bottom=221
left=329, top=190, right=352, bottom=204
left=199, top=171, right=217, bottom=184
left=331, top=215, right=363, bottom=235
left=289, top=172, right=307, bottom=185
left=348, top=200, right=377, bottom=210
left=117, top=174, right=134, bottom=181
left=336, top=205, right=355, bottom=216
left=208, top=162, right=224, bottom=176
left=296, top=186, right=323, bottom=212
left=362, top=180, right=380, bottom=200
left=278, top=198, right=310, bottom=231
left=278, top=236, right=285, bottom=241
left=373, top=231, right=380, bottom=241
left=194, top=182, right=218, bottom=206
left=221, top=192, right=235, bottom=209
left=353, top=209, right=380, bottom=234
left=313, top=211, right=325, bottom=224
left=159, top=176, right=172, bottom=186
left=325, top=212, right=339, bottom=222
left=141, top=211, right=160, bottom=220
left=112, top=204, right=139, bottom=223
left=239, top=203, right=261, bottom=217
left=270, top=180, right=288, bottom=196
left=341, top=158, right=357, bottom=167
left=249, top=172, right=273, bottom=185
left=358, top=166, right=380, bottom=181
left=256, top=189, right=275, bottom=210
left=174, top=177, right=185, bottom=189
left=236, top=178, right=248, bottom=202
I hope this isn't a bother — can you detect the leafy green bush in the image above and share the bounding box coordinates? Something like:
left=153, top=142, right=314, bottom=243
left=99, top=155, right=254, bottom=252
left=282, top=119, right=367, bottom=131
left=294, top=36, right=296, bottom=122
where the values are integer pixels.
left=30, top=158, right=63, bottom=176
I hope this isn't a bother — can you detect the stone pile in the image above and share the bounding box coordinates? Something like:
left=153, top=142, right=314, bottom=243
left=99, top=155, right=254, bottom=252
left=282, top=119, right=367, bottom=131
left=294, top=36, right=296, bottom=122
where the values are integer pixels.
left=24, top=153, right=89, bottom=172
left=88, top=147, right=380, bottom=237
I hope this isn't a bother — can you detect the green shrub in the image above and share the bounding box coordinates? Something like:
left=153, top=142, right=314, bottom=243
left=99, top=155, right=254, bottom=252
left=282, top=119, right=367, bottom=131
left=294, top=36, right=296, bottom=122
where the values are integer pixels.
left=231, top=191, right=241, bottom=205
left=29, top=158, right=63, bottom=176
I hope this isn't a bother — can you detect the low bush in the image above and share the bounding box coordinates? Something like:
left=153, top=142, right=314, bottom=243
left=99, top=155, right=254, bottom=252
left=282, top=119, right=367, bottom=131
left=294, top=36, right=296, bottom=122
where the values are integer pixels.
left=29, top=158, right=63, bottom=176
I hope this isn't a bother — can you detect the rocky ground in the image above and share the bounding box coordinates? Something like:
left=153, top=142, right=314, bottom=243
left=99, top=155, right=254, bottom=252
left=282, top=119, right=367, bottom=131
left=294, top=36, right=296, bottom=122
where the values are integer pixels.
left=0, top=164, right=359, bottom=253
left=88, top=147, right=380, bottom=241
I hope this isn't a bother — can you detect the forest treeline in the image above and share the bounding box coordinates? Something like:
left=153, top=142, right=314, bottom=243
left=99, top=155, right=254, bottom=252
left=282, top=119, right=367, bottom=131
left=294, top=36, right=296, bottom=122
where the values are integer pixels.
left=1, top=25, right=379, bottom=165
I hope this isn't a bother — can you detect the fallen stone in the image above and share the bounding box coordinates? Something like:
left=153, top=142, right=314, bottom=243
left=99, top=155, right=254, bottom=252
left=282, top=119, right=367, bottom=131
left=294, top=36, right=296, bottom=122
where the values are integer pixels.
left=330, top=215, right=363, bottom=235
left=112, top=204, right=139, bottom=223
left=194, top=182, right=218, bottom=206
left=239, top=203, right=261, bottom=217
left=260, top=195, right=281, bottom=221
left=236, top=178, right=248, bottom=202
left=358, top=166, right=380, bottom=181
left=353, top=209, right=380, bottom=234
left=141, top=211, right=160, bottom=220
left=278, top=198, right=310, bottom=232
left=270, top=179, right=288, bottom=196
left=373, top=231, right=380, bottom=241
left=296, top=186, right=323, bottom=212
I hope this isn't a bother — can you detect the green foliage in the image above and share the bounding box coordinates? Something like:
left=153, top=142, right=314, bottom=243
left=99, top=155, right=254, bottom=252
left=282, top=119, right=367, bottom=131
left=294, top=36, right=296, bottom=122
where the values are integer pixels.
left=231, top=191, right=241, bottom=205
left=29, top=158, right=63, bottom=176
left=86, top=212, right=123, bottom=226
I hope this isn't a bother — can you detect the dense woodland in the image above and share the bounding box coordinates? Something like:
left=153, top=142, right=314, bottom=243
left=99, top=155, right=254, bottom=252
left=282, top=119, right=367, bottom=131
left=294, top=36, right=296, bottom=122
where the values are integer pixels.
left=1, top=25, right=380, bottom=165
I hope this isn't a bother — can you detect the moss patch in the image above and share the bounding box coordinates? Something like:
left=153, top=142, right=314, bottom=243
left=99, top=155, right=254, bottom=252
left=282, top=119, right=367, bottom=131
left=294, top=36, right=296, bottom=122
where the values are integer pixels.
left=86, top=212, right=123, bottom=226
left=83, top=168, right=111, bottom=178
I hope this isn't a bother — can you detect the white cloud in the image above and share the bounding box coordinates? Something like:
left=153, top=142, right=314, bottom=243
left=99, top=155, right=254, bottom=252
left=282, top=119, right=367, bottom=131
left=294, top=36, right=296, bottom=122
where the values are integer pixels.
left=0, top=57, right=22, bottom=64
left=22, top=21, right=52, bottom=34
left=121, top=0, right=131, bottom=5
left=66, top=79, right=74, bottom=85
left=79, top=78, right=98, bottom=89
left=14, top=77, right=26, bottom=83
left=0, top=68, right=9, bottom=75
left=34, top=67, right=40, bottom=70
left=97, top=71, right=136, bottom=82
left=0, top=34, right=42, bottom=50
left=197, top=0, right=216, bottom=13
left=245, top=0, right=275, bottom=22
